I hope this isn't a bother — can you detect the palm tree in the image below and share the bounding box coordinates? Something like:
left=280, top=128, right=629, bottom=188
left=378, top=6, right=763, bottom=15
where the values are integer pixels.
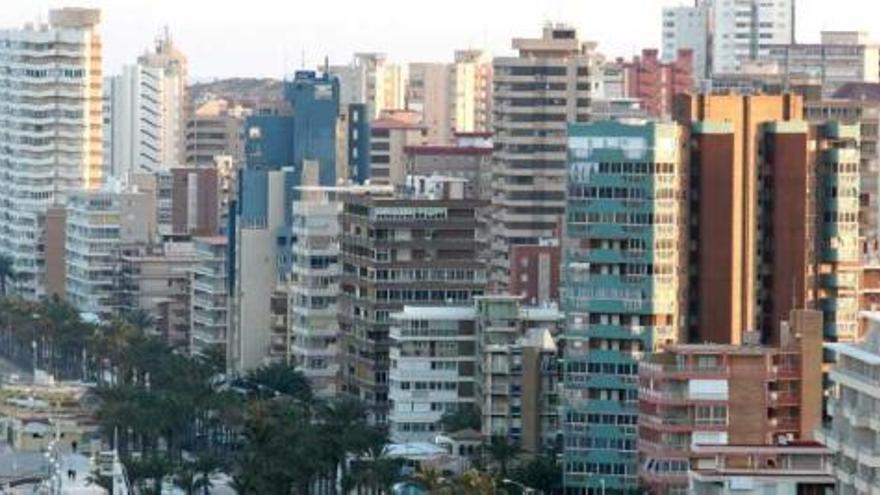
left=484, top=435, right=521, bottom=477
left=0, top=254, right=16, bottom=297
left=455, top=469, right=496, bottom=495
left=246, top=362, right=313, bottom=402
left=411, top=465, right=448, bottom=492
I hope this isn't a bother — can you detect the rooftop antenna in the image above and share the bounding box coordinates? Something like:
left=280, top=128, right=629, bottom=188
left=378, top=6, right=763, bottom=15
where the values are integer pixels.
left=301, top=49, right=306, bottom=70
left=324, top=55, right=329, bottom=75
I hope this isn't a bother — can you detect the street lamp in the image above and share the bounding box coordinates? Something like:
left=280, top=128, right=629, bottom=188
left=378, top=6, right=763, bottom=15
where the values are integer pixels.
left=501, top=478, right=536, bottom=494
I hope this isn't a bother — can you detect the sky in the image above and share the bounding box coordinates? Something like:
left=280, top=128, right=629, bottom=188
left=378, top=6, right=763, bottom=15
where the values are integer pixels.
left=3, top=0, right=879, bottom=80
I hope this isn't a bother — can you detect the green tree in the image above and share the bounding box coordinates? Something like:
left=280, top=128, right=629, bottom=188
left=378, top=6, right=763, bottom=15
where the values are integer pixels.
left=510, top=455, right=562, bottom=494
left=0, top=254, right=16, bottom=296
left=484, top=435, right=521, bottom=477
left=246, top=362, right=313, bottom=402
left=440, top=404, right=481, bottom=433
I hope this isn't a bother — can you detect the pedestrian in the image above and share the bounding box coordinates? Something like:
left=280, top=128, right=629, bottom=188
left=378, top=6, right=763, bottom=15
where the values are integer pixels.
left=71, top=440, right=77, bottom=453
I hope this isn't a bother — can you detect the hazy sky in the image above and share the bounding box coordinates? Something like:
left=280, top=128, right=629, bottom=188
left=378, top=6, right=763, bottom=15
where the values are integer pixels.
left=4, top=0, right=879, bottom=80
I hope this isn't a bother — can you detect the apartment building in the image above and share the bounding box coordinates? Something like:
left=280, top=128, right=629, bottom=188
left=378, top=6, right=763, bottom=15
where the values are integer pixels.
left=675, top=94, right=860, bottom=345
left=289, top=190, right=342, bottom=398
left=712, top=0, right=795, bottom=74
left=185, top=98, right=249, bottom=167
left=476, top=295, right=563, bottom=455
left=805, top=96, right=880, bottom=245
left=451, top=50, right=493, bottom=135
left=407, top=63, right=450, bottom=144
left=763, top=32, right=880, bottom=96
left=489, top=23, right=602, bottom=290
left=388, top=306, right=478, bottom=442
left=817, top=311, right=880, bottom=494
left=562, top=121, right=686, bottom=493
left=118, top=242, right=198, bottom=347
left=661, top=1, right=711, bottom=81
left=620, top=49, right=694, bottom=117
left=190, top=236, right=229, bottom=358
left=638, top=310, right=824, bottom=494
left=403, top=138, right=493, bottom=201
left=65, top=186, right=157, bottom=319
left=0, top=8, right=103, bottom=300
left=338, top=178, right=486, bottom=421
left=103, top=30, right=188, bottom=178
left=328, top=53, right=407, bottom=119
left=370, top=112, right=428, bottom=186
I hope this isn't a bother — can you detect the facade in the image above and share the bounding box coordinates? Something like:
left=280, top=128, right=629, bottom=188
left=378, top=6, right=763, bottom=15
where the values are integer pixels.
left=763, top=32, right=880, bottom=96
left=103, top=64, right=165, bottom=177
left=489, top=24, right=601, bottom=290
left=712, top=0, right=795, bottom=74
left=388, top=306, right=478, bottom=442
left=338, top=178, right=486, bottom=421
left=688, top=443, right=834, bottom=494
left=403, top=143, right=493, bottom=201
left=638, top=310, right=824, bottom=494
left=476, top=295, right=563, bottom=454
left=562, top=121, right=686, bottom=492
left=65, top=186, right=157, bottom=318
left=620, top=49, right=694, bottom=118
left=370, top=114, right=427, bottom=186
left=661, top=1, right=711, bottom=81
left=328, top=53, right=407, bottom=119
left=185, top=98, right=249, bottom=166
left=289, top=190, right=342, bottom=397
left=817, top=312, right=880, bottom=494
left=675, top=94, right=860, bottom=345
left=228, top=169, right=292, bottom=371
left=118, top=242, right=197, bottom=347
left=805, top=97, right=880, bottom=246
left=508, top=238, right=561, bottom=305
left=451, top=50, right=493, bottom=135
left=137, top=28, right=187, bottom=167
left=407, top=63, right=451, bottom=144
left=190, top=236, right=229, bottom=358
left=0, top=8, right=103, bottom=300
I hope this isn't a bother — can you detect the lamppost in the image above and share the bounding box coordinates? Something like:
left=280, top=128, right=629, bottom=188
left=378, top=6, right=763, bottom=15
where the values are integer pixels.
left=501, top=478, right=536, bottom=494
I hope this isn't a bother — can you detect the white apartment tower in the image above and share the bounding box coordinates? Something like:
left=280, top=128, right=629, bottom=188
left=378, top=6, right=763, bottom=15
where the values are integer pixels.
left=451, top=49, right=493, bottom=135
left=489, top=24, right=601, bottom=289
left=289, top=190, right=342, bottom=398
left=0, top=8, right=103, bottom=300
left=328, top=53, right=407, bottom=119
left=662, top=1, right=712, bottom=80
left=712, top=0, right=795, bottom=74
left=104, top=29, right=187, bottom=179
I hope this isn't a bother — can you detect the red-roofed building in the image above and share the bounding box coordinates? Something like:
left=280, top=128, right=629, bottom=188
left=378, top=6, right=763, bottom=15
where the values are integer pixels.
left=621, top=49, right=693, bottom=118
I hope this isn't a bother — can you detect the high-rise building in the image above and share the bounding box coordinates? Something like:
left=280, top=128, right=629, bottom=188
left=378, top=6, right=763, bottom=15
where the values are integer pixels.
left=661, top=1, right=711, bottom=81
left=620, top=49, right=694, bottom=118
left=675, top=94, right=860, bottom=345
left=137, top=28, right=188, bottom=167
left=407, top=62, right=451, bottom=144
left=369, top=113, right=428, bottom=186
left=489, top=24, right=602, bottom=290
left=103, top=64, right=165, bottom=177
left=328, top=53, right=407, bottom=119
left=185, top=98, right=249, bottom=167
left=65, top=185, right=157, bottom=318
left=339, top=177, right=486, bottom=421
left=103, top=31, right=188, bottom=179
left=0, top=8, right=103, bottom=300
left=289, top=189, right=342, bottom=398
left=806, top=92, right=880, bottom=246
left=190, top=236, right=229, bottom=359
left=638, top=310, right=824, bottom=494
left=562, top=121, right=686, bottom=492
left=712, top=0, right=795, bottom=74
left=451, top=50, right=493, bottom=136
left=475, top=295, right=564, bottom=454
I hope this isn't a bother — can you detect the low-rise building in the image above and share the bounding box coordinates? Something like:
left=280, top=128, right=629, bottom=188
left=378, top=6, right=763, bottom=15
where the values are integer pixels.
left=638, top=310, right=824, bottom=495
